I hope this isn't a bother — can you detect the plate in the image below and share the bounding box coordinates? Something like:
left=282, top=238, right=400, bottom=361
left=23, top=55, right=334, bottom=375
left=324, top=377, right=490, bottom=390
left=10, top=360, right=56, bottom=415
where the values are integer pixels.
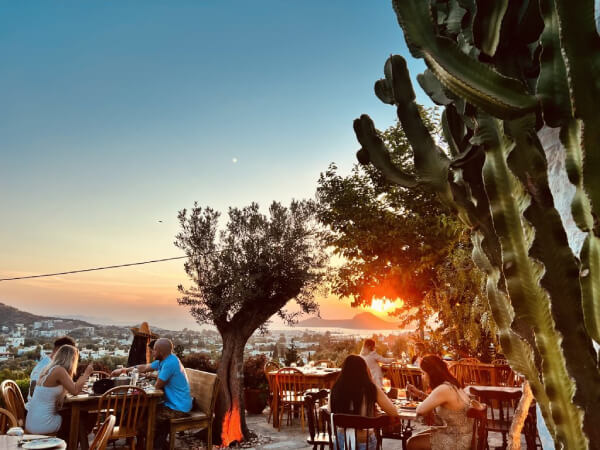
left=398, top=400, right=419, bottom=409
left=21, top=437, right=66, bottom=449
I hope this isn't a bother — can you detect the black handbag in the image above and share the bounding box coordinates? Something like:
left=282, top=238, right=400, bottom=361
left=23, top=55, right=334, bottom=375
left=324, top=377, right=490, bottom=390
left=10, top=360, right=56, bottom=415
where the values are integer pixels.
left=92, top=378, right=115, bottom=395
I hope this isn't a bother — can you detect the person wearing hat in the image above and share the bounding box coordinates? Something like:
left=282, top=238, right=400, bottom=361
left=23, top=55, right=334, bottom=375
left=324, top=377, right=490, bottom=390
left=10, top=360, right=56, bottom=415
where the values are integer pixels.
left=112, top=337, right=191, bottom=449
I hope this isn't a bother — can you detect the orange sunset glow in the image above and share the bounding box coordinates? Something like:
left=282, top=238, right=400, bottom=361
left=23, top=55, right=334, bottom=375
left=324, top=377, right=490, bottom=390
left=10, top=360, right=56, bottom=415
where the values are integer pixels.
left=365, top=297, right=404, bottom=314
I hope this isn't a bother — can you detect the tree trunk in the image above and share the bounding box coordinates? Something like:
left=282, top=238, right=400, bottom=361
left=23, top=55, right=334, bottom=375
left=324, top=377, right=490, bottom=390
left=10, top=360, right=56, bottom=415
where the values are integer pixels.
left=213, top=330, right=251, bottom=446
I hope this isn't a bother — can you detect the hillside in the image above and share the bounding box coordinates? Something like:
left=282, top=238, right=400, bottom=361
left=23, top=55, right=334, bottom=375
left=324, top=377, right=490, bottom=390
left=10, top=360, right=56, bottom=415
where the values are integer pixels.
left=296, top=312, right=400, bottom=330
left=0, top=302, right=94, bottom=329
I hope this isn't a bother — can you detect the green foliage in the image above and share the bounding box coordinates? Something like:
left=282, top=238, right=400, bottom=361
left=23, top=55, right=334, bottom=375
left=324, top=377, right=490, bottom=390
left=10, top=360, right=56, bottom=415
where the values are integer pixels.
left=317, top=115, right=493, bottom=355
left=182, top=353, right=217, bottom=374
left=355, top=0, right=600, bottom=447
left=284, top=340, right=301, bottom=367
left=242, top=354, right=268, bottom=390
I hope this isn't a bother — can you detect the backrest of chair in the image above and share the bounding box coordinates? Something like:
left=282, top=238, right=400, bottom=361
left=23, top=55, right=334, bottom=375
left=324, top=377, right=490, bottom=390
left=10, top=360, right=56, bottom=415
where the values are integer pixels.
left=494, top=365, right=519, bottom=387
left=315, top=360, right=336, bottom=368
left=96, top=386, right=147, bottom=435
left=0, top=380, right=26, bottom=427
left=469, top=387, right=521, bottom=425
left=185, top=368, right=219, bottom=416
left=492, top=359, right=508, bottom=366
left=467, top=400, right=487, bottom=450
left=275, top=368, right=304, bottom=401
left=264, top=361, right=280, bottom=373
left=0, top=407, right=17, bottom=434
left=400, top=368, right=423, bottom=390
left=459, top=358, right=481, bottom=364
left=92, top=371, right=111, bottom=380
left=304, top=390, right=330, bottom=441
left=89, top=415, right=116, bottom=450
left=388, top=363, right=402, bottom=388
left=331, top=414, right=390, bottom=450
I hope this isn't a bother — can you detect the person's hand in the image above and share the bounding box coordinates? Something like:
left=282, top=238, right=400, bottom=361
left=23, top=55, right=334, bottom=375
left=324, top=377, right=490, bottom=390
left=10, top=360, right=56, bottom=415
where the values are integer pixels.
left=406, top=383, right=420, bottom=399
left=111, top=368, right=123, bottom=377
left=84, top=364, right=94, bottom=377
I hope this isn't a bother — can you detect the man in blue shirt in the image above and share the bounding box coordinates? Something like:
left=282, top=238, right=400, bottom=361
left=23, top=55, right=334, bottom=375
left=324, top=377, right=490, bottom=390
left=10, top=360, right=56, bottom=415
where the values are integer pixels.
left=114, top=338, right=192, bottom=449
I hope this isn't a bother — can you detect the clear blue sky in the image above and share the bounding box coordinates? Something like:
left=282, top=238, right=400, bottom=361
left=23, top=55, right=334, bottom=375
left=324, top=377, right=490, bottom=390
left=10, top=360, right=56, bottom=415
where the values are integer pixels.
left=0, top=1, right=428, bottom=329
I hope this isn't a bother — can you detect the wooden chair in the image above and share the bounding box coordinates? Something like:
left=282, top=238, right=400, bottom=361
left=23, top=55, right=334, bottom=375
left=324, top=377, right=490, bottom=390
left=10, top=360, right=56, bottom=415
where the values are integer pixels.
left=266, top=371, right=277, bottom=424
left=331, top=413, right=391, bottom=450
left=0, top=380, right=26, bottom=429
left=494, top=365, right=521, bottom=387
left=89, top=415, right=116, bottom=450
left=400, top=367, right=423, bottom=390
left=265, top=360, right=281, bottom=373
left=168, top=368, right=220, bottom=450
left=315, top=360, right=336, bottom=368
left=0, top=407, right=17, bottom=434
left=304, top=390, right=331, bottom=450
left=467, top=400, right=488, bottom=450
left=459, top=358, right=481, bottom=364
left=491, top=359, right=508, bottom=366
left=276, top=367, right=307, bottom=431
left=469, top=387, right=522, bottom=449
left=388, top=363, right=403, bottom=389
left=95, top=386, right=148, bottom=450
left=92, top=371, right=111, bottom=380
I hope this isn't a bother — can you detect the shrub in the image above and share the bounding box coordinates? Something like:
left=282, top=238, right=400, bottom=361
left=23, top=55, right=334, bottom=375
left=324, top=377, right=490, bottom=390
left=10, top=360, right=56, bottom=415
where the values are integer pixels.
left=242, top=354, right=268, bottom=390
left=182, top=353, right=217, bottom=373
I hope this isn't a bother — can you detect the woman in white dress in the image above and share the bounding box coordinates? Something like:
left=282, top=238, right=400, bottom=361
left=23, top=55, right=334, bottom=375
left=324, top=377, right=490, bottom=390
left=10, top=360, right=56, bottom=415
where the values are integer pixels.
left=26, top=345, right=93, bottom=435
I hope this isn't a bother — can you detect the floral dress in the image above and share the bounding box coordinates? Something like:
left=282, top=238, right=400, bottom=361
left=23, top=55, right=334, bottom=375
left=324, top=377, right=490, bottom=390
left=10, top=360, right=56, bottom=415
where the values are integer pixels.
left=431, top=382, right=473, bottom=450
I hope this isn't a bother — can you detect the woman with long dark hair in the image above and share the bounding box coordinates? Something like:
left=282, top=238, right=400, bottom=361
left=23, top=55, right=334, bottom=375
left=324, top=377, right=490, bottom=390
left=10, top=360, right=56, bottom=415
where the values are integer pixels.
left=330, top=355, right=399, bottom=449
left=406, top=355, right=473, bottom=450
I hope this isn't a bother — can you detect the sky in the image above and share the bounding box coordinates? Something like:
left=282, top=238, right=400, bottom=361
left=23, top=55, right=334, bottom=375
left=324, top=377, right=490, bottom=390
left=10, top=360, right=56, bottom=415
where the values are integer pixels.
left=0, top=1, right=428, bottom=330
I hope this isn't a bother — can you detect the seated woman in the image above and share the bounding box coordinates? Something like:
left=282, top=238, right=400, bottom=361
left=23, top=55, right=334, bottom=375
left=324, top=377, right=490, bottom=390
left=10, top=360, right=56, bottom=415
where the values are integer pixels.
left=330, top=354, right=399, bottom=450
left=406, top=355, right=473, bottom=450
left=26, top=345, right=93, bottom=436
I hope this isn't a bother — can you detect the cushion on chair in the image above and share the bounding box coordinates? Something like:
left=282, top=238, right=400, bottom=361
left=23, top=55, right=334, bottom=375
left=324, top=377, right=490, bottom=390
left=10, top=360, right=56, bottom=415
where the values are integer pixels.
left=169, top=410, right=208, bottom=424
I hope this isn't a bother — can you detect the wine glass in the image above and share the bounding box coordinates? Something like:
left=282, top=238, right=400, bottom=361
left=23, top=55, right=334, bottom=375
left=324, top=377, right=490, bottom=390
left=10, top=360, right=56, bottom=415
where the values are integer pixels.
left=382, top=378, right=392, bottom=394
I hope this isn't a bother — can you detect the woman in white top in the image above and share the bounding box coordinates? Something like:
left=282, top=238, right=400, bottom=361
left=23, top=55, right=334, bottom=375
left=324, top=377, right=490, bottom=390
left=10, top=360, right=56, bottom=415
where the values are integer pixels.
left=26, top=345, right=93, bottom=435
left=359, top=338, right=395, bottom=388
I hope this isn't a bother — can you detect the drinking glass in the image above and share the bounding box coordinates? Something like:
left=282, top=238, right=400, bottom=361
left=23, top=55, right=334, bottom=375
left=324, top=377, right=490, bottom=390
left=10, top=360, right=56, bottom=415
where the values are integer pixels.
left=290, top=362, right=297, bottom=368
left=382, top=378, right=392, bottom=394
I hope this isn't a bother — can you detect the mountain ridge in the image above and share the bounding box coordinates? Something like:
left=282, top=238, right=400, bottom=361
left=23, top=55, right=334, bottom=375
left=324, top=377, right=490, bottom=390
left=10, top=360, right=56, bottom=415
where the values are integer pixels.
left=296, top=312, right=400, bottom=330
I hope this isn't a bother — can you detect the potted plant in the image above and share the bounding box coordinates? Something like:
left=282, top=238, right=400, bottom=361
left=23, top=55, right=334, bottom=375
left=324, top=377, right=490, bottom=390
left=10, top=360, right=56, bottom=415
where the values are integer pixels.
left=243, top=354, right=269, bottom=414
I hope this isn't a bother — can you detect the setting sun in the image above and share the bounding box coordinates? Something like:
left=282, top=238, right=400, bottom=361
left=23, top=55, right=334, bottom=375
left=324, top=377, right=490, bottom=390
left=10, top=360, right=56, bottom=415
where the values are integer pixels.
left=367, top=297, right=402, bottom=313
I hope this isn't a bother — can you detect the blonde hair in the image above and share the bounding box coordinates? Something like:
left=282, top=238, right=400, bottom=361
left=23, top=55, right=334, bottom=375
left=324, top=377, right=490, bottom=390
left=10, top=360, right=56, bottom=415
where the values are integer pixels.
left=40, top=344, right=79, bottom=379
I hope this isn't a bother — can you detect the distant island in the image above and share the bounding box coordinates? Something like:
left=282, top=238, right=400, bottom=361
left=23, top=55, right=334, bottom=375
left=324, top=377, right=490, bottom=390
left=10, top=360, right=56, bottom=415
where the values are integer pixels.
left=296, top=312, right=400, bottom=330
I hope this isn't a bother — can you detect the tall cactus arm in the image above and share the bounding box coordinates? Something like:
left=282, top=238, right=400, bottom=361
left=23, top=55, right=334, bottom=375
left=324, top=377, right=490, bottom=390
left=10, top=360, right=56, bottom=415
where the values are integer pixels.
left=552, top=0, right=600, bottom=220
left=505, top=117, right=600, bottom=445
left=472, top=231, right=556, bottom=439
left=353, top=115, right=417, bottom=188
left=472, top=0, right=508, bottom=57
left=477, top=114, right=587, bottom=449
left=536, top=0, right=573, bottom=127
left=560, top=121, right=600, bottom=345
left=392, top=0, right=538, bottom=119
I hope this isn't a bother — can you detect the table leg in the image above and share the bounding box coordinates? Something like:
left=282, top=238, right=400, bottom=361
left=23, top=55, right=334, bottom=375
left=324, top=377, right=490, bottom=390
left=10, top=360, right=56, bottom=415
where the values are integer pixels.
left=272, top=385, right=280, bottom=429
left=400, top=420, right=413, bottom=450
left=146, top=397, right=158, bottom=450
left=69, top=404, right=80, bottom=449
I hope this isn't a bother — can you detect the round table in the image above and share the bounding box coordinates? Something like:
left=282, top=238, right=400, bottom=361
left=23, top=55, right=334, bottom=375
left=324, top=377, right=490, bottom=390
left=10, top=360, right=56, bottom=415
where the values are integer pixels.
left=0, top=435, right=66, bottom=449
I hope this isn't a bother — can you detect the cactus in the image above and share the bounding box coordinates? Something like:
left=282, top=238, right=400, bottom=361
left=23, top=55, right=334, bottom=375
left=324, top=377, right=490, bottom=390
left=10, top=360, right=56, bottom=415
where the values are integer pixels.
left=355, top=0, right=600, bottom=448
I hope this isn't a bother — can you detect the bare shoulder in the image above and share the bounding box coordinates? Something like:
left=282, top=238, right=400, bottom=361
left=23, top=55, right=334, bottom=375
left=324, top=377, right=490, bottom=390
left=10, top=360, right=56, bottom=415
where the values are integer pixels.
left=430, top=382, right=454, bottom=398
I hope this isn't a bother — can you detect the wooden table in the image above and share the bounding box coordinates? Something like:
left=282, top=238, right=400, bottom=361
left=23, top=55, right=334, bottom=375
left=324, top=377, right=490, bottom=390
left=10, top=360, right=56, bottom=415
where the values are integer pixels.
left=64, top=387, right=163, bottom=450
left=267, top=368, right=340, bottom=429
left=0, top=435, right=66, bottom=449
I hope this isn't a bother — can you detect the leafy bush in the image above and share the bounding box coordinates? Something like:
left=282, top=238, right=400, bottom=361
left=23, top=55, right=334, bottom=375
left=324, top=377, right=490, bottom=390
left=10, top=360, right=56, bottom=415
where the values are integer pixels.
left=182, top=353, right=217, bottom=374
left=15, top=378, right=29, bottom=399
left=242, top=354, right=268, bottom=390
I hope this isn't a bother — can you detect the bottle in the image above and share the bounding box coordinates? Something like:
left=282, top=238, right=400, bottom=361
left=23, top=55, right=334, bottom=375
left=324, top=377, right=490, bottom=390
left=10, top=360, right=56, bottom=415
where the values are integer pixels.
left=131, top=368, right=139, bottom=386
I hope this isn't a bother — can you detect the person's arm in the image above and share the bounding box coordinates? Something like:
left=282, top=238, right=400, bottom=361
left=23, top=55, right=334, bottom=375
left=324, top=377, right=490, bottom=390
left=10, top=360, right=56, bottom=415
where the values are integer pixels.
left=406, top=383, right=427, bottom=400
left=415, top=384, right=451, bottom=416
left=374, top=353, right=395, bottom=364
left=110, top=363, right=153, bottom=377
left=55, top=364, right=94, bottom=395
left=376, top=386, right=399, bottom=417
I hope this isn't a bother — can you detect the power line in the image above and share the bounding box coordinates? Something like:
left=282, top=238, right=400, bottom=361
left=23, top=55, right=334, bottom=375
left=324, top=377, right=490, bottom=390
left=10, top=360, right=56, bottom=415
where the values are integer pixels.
left=0, top=256, right=187, bottom=282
